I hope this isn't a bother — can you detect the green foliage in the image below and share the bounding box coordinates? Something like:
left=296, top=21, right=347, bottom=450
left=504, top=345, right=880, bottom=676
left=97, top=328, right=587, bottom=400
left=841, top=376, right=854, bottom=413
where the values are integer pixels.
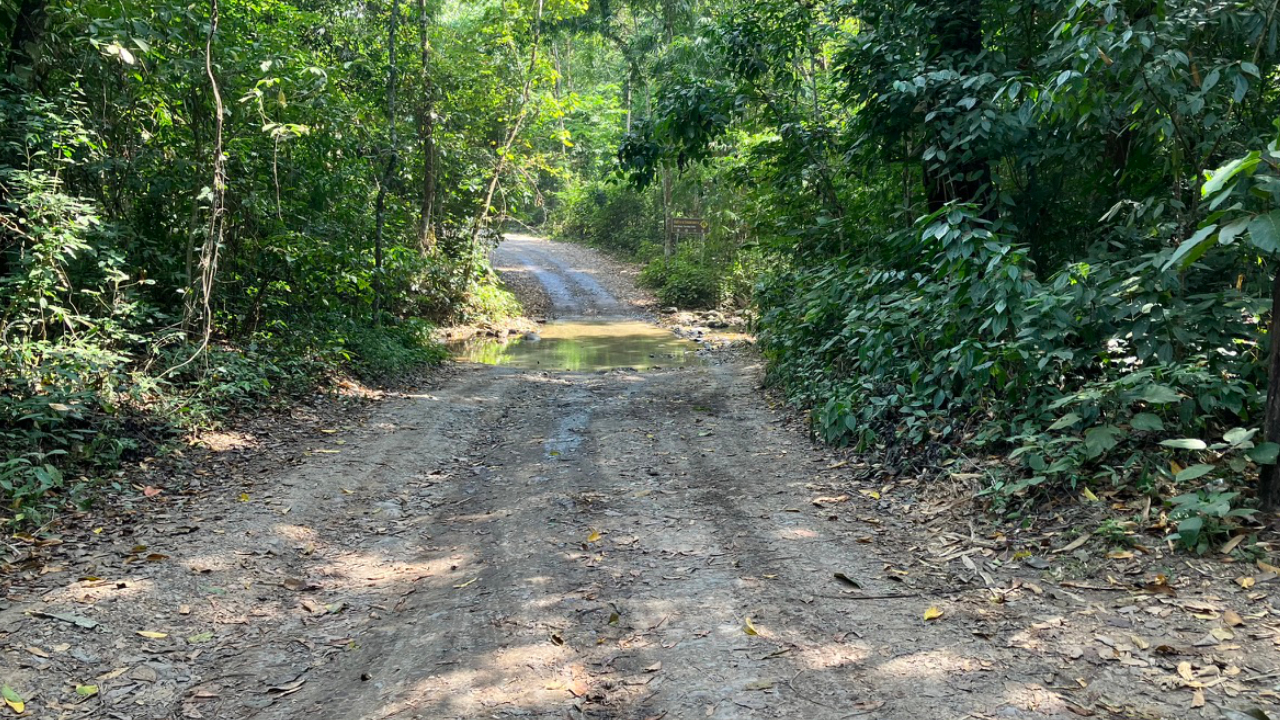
left=639, top=246, right=723, bottom=308
left=1167, top=490, right=1256, bottom=555
left=0, top=0, right=561, bottom=525
left=550, top=178, right=660, bottom=258
left=604, top=0, right=1280, bottom=536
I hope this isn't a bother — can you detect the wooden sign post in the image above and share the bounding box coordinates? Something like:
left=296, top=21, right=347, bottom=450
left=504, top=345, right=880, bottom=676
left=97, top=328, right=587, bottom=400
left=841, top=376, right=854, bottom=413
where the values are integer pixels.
left=670, top=217, right=707, bottom=239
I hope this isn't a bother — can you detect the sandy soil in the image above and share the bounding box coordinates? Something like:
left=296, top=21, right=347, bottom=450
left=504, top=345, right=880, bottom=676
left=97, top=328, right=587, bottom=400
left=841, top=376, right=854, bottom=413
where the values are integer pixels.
left=2, top=236, right=1279, bottom=720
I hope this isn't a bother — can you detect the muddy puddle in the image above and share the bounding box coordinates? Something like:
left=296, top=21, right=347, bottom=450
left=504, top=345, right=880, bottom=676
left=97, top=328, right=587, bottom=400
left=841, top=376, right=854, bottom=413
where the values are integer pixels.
left=452, top=320, right=701, bottom=371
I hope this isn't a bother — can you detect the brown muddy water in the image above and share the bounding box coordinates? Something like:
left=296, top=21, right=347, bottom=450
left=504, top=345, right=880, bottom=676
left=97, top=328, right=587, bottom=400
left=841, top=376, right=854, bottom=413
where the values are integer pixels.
left=451, top=320, right=701, bottom=371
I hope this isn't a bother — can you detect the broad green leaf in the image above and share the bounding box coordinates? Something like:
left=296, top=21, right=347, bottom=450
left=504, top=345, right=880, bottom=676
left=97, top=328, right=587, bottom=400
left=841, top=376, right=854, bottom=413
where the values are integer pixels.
left=1084, top=426, right=1122, bottom=457
left=1160, top=438, right=1208, bottom=450
left=1248, top=443, right=1280, bottom=465
left=1201, top=152, right=1260, bottom=197
left=1248, top=211, right=1280, bottom=254
left=1163, top=225, right=1218, bottom=271
left=1131, top=413, right=1164, bottom=431
left=1139, top=384, right=1182, bottom=404
left=1224, top=427, right=1258, bottom=446
left=1218, top=216, right=1250, bottom=246
left=1048, top=412, right=1081, bottom=431
left=1175, top=464, right=1214, bottom=482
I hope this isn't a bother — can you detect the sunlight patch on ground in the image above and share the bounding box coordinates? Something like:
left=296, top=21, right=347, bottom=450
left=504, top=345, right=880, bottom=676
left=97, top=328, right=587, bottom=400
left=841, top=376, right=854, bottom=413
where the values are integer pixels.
left=196, top=429, right=260, bottom=452
left=40, top=577, right=157, bottom=605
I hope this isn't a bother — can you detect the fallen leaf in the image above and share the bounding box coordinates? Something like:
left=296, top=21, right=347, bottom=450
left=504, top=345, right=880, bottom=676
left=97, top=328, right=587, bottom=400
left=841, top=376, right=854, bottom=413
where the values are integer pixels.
left=266, top=677, right=306, bottom=695
left=75, top=684, right=98, bottom=698
left=833, top=572, right=862, bottom=589
left=1221, top=535, right=1246, bottom=555
left=32, top=611, right=99, bottom=629
left=923, top=606, right=945, bottom=622
left=1259, top=561, right=1280, bottom=575
left=282, top=578, right=318, bottom=592
left=453, top=578, right=478, bottom=589
left=187, top=631, right=214, bottom=644
left=811, top=495, right=849, bottom=506
left=1191, top=689, right=1205, bottom=708
left=137, top=631, right=168, bottom=639
left=238, top=493, right=250, bottom=502
left=1177, top=661, right=1194, bottom=681
left=743, top=617, right=759, bottom=636
left=1224, top=609, right=1245, bottom=627
left=743, top=679, right=775, bottom=691
left=587, top=530, right=601, bottom=543
left=645, top=662, right=662, bottom=673
left=2, top=686, right=23, bottom=714
left=1054, top=532, right=1093, bottom=554
left=142, top=486, right=162, bottom=497
left=1211, top=626, right=1235, bottom=641
left=566, top=679, right=589, bottom=697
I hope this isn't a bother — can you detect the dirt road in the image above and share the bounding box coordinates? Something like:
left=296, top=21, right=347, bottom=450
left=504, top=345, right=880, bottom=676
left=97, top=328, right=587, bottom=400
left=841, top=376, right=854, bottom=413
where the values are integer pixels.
left=5, top=236, right=1262, bottom=720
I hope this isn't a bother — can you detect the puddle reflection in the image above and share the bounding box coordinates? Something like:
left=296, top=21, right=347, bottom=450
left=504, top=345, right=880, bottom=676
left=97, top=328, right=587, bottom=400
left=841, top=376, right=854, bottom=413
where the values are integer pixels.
left=452, top=320, right=701, bottom=371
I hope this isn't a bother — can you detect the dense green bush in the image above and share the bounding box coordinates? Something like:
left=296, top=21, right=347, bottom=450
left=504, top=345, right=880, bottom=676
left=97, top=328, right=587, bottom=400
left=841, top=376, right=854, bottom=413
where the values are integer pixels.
left=550, top=177, right=661, bottom=257
left=639, top=246, right=723, bottom=307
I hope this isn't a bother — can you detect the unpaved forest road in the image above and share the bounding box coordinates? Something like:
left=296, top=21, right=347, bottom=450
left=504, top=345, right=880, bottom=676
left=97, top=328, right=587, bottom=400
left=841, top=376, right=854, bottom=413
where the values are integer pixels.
left=7, top=236, right=1257, bottom=720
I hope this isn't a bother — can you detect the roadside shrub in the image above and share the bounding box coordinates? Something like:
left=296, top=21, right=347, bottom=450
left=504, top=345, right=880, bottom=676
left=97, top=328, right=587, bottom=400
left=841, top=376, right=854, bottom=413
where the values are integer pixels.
left=640, top=247, right=723, bottom=308
left=550, top=178, right=660, bottom=258
left=759, top=204, right=1274, bottom=504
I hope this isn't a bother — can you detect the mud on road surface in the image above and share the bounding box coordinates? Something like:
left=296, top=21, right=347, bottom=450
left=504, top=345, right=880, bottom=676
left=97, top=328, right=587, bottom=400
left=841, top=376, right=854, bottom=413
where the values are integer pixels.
left=3, top=236, right=1271, bottom=720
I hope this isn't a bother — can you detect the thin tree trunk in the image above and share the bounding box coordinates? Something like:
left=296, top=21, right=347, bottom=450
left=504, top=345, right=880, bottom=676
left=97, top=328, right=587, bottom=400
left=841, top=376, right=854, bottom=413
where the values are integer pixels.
left=373, top=0, right=399, bottom=320
left=1259, top=269, right=1280, bottom=510
left=661, top=165, right=674, bottom=257
left=416, top=0, right=436, bottom=252
left=464, top=0, right=543, bottom=284
left=623, top=74, right=633, bottom=133
left=4, top=0, right=45, bottom=74
left=172, top=0, right=225, bottom=373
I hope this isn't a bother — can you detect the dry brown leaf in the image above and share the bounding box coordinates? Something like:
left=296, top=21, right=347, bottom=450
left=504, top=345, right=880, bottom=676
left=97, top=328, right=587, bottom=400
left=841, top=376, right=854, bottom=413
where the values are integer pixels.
left=1054, top=532, right=1093, bottom=554
left=1190, top=689, right=1205, bottom=708
left=1177, top=661, right=1194, bottom=681
left=1223, top=609, right=1244, bottom=627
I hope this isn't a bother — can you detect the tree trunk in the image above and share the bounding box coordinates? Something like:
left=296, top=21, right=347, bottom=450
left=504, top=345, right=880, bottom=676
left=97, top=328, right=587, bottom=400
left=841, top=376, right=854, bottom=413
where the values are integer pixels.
left=373, top=0, right=399, bottom=320
left=1259, top=269, right=1280, bottom=510
left=416, top=0, right=436, bottom=252
left=661, top=165, right=674, bottom=257
left=4, top=0, right=45, bottom=75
